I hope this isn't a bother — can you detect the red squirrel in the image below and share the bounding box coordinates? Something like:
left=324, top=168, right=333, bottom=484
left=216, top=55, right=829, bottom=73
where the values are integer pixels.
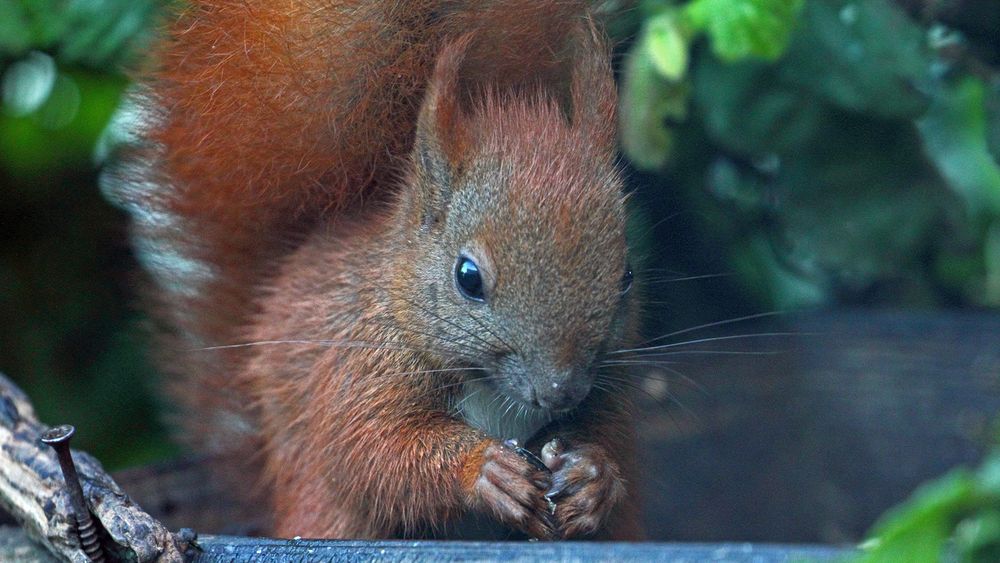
left=112, top=0, right=644, bottom=540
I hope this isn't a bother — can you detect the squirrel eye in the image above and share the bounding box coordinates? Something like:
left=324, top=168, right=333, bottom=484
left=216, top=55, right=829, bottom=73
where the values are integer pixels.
left=455, top=256, right=485, bottom=302
left=621, top=266, right=634, bottom=295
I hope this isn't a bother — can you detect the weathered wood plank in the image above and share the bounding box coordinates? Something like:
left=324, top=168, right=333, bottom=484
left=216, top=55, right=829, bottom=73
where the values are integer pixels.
left=634, top=309, right=1000, bottom=542
left=187, top=536, right=849, bottom=562
left=0, top=373, right=185, bottom=562
left=0, top=527, right=851, bottom=562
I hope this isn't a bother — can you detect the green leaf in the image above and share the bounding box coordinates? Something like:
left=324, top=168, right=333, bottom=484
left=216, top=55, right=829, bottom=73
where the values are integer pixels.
left=987, top=81, right=1000, bottom=163
left=645, top=10, right=689, bottom=81
left=732, top=235, right=829, bottom=308
left=0, top=0, right=160, bottom=68
left=0, top=2, right=32, bottom=56
left=619, top=39, right=691, bottom=170
left=979, top=447, right=1000, bottom=495
left=917, top=76, right=1000, bottom=223
left=693, top=53, right=956, bottom=304
left=986, top=223, right=1000, bottom=306
left=778, top=0, right=930, bottom=119
left=693, top=58, right=825, bottom=155
left=860, top=470, right=977, bottom=563
left=859, top=450, right=1000, bottom=563
left=956, top=510, right=1000, bottom=562
left=685, top=0, right=803, bottom=61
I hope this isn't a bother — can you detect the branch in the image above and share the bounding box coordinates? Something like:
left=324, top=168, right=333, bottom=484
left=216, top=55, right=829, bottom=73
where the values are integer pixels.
left=0, top=373, right=184, bottom=562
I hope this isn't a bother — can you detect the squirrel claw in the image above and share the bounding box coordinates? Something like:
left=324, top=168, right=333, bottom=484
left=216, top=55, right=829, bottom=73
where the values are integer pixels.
left=472, top=442, right=559, bottom=540
left=540, top=439, right=625, bottom=538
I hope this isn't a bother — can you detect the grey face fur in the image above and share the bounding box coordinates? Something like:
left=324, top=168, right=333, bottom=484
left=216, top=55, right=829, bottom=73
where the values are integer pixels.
left=399, top=140, right=634, bottom=417
left=392, top=29, right=633, bottom=421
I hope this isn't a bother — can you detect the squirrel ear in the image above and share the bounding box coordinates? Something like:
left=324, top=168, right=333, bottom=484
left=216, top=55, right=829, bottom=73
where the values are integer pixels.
left=415, top=36, right=473, bottom=182
left=413, top=36, right=473, bottom=226
left=569, top=19, right=617, bottom=148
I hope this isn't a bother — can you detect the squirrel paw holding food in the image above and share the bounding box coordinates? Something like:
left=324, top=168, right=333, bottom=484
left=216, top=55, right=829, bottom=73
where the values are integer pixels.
left=543, top=439, right=628, bottom=538
left=468, top=441, right=559, bottom=539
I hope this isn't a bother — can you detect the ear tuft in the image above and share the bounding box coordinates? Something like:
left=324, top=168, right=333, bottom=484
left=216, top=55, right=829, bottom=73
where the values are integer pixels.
left=415, top=35, right=475, bottom=172
left=569, top=19, right=617, bottom=148
left=412, top=35, right=476, bottom=228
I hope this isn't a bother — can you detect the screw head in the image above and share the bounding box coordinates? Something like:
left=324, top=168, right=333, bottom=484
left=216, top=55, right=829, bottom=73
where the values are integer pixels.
left=40, top=424, right=76, bottom=445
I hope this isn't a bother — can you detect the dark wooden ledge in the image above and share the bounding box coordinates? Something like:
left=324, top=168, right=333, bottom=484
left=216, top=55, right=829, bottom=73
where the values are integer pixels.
left=187, top=536, right=849, bottom=561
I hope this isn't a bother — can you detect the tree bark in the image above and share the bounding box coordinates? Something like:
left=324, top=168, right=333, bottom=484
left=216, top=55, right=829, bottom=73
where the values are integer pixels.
left=0, top=373, right=184, bottom=562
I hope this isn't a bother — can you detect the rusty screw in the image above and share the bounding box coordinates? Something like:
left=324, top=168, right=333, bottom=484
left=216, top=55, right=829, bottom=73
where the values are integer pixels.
left=40, top=425, right=106, bottom=563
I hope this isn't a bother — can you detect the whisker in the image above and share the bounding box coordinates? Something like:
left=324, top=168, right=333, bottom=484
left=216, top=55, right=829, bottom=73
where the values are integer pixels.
left=610, top=350, right=784, bottom=360
left=363, top=315, right=496, bottom=357
left=376, top=366, right=490, bottom=379
left=400, top=296, right=498, bottom=352
left=466, top=310, right=516, bottom=354
left=630, top=311, right=788, bottom=348
left=418, top=375, right=494, bottom=406
left=641, top=273, right=734, bottom=284
left=612, top=331, right=805, bottom=356
left=592, top=380, right=616, bottom=395
left=597, top=373, right=701, bottom=425
left=193, top=339, right=423, bottom=354
left=638, top=267, right=693, bottom=274
left=432, top=377, right=488, bottom=396
left=601, top=359, right=696, bottom=368
left=452, top=389, right=479, bottom=412
left=635, top=210, right=694, bottom=238
left=433, top=374, right=491, bottom=390
left=487, top=391, right=504, bottom=412
left=600, top=363, right=707, bottom=395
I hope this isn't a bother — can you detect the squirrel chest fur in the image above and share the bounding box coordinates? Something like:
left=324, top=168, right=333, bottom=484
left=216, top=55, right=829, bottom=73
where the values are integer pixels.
left=116, top=0, right=645, bottom=539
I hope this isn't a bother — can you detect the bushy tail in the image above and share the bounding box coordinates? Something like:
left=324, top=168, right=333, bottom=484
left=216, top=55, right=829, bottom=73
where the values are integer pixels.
left=104, top=0, right=605, bottom=463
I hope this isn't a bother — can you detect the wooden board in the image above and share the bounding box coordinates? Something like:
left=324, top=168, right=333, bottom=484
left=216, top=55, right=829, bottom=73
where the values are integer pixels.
left=186, top=536, right=847, bottom=562
left=633, top=309, right=1000, bottom=542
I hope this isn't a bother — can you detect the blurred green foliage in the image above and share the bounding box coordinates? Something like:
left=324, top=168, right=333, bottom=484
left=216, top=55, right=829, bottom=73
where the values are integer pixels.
left=613, top=0, right=1000, bottom=554
left=618, top=0, right=1000, bottom=310
left=858, top=437, right=1000, bottom=562
left=0, top=0, right=159, bottom=68
left=0, top=1, right=162, bottom=176
left=0, top=0, right=173, bottom=469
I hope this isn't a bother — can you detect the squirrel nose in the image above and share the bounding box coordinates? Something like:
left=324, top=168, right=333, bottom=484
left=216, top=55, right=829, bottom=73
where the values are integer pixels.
left=534, top=368, right=591, bottom=412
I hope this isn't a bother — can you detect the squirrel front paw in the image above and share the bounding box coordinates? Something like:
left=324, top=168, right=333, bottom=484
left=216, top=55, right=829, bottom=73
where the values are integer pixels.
left=542, top=439, right=626, bottom=538
left=467, top=441, right=558, bottom=540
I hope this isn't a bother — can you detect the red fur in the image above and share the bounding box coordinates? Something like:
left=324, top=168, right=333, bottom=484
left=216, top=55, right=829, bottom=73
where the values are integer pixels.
left=141, top=0, right=604, bottom=367
left=129, top=0, right=643, bottom=539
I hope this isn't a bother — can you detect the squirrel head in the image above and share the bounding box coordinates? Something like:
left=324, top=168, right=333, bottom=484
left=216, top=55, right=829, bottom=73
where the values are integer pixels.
left=390, top=28, right=637, bottom=414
